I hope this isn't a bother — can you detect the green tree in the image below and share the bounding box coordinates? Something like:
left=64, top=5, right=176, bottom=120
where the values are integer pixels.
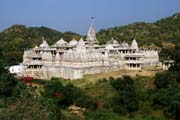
left=0, top=96, right=61, bottom=120
left=0, top=64, right=19, bottom=98
left=0, top=64, right=61, bottom=119
left=110, top=76, right=139, bottom=115
left=42, top=78, right=97, bottom=110
left=154, top=72, right=175, bottom=89
left=153, top=64, right=180, bottom=120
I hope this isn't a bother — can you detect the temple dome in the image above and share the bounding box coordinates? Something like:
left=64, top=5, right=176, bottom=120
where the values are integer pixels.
left=77, top=38, right=85, bottom=47
left=105, top=44, right=114, bottom=49
left=120, top=41, right=129, bottom=48
left=69, top=38, right=78, bottom=46
left=33, top=45, right=39, bottom=49
left=53, top=38, right=68, bottom=47
left=106, top=38, right=119, bottom=45
left=39, top=40, right=50, bottom=48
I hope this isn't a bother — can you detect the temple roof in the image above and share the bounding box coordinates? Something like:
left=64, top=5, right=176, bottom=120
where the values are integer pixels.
left=77, top=37, right=85, bottom=47
left=34, top=45, right=38, bottom=49
left=106, top=38, right=119, bottom=45
left=62, top=48, right=104, bottom=62
left=53, top=38, right=68, bottom=47
left=105, top=44, right=114, bottom=49
left=69, top=38, right=78, bottom=46
left=120, top=41, right=129, bottom=48
left=131, top=38, right=138, bottom=50
left=39, top=40, right=50, bottom=48
left=86, top=24, right=97, bottom=44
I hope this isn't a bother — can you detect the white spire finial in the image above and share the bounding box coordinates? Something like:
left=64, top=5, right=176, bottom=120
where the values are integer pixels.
left=80, top=37, right=83, bottom=41
left=42, top=36, right=44, bottom=41
left=91, top=16, right=95, bottom=27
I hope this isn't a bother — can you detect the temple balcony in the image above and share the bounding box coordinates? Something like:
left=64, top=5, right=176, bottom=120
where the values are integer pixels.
left=32, top=54, right=42, bottom=58
left=125, top=60, right=142, bottom=64
left=124, top=53, right=143, bottom=57
left=23, top=61, right=43, bottom=66
left=126, top=63, right=141, bottom=70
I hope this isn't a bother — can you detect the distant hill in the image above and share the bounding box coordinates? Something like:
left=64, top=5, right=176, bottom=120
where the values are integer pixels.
left=97, top=13, right=180, bottom=46
left=0, top=13, right=179, bottom=65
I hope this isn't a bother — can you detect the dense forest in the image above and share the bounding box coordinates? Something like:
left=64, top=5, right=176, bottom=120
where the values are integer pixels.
left=0, top=13, right=179, bottom=65
left=0, top=13, right=180, bottom=119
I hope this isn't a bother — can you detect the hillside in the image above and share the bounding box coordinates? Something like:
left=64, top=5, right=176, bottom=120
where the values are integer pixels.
left=0, top=13, right=179, bottom=65
left=97, top=13, right=180, bottom=46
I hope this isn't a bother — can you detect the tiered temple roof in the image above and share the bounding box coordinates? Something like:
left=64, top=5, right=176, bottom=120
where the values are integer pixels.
left=69, top=38, right=78, bottom=46
left=39, top=40, right=50, bottom=48
left=52, top=38, right=68, bottom=47
left=131, top=38, right=138, bottom=50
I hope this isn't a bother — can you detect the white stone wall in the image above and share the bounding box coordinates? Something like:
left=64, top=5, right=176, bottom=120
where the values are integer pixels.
left=142, top=50, right=160, bottom=66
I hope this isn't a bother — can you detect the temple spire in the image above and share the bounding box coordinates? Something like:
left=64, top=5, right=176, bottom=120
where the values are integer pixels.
left=42, top=36, right=45, bottom=41
left=91, top=16, right=95, bottom=27
left=131, top=38, right=138, bottom=50
left=86, top=17, right=97, bottom=46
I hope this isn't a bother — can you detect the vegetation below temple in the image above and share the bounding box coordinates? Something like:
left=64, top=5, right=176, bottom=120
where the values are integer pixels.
left=0, top=62, right=180, bottom=120
left=0, top=40, right=180, bottom=120
left=0, top=13, right=180, bottom=65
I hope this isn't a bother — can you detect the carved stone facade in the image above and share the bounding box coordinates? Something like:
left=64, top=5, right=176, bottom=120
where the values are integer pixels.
left=22, top=24, right=160, bottom=80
